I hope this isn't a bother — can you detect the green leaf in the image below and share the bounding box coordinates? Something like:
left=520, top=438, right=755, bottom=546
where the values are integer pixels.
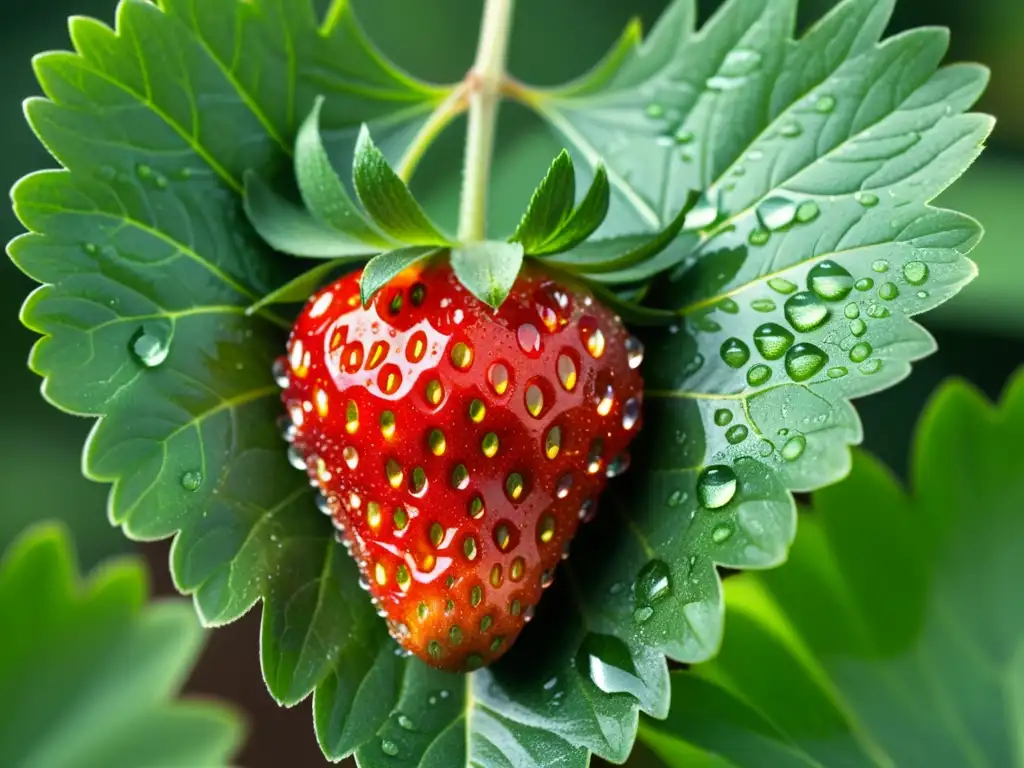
left=359, top=246, right=443, bottom=305
left=512, top=150, right=610, bottom=255
left=638, top=370, right=1024, bottom=767
left=450, top=241, right=525, bottom=309
left=294, top=97, right=395, bottom=249
left=246, top=258, right=358, bottom=314
left=0, top=523, right=244, bottom=766
left=244, top=171, right=383, bottom=259
left=353, top=125, right=452, bottom=246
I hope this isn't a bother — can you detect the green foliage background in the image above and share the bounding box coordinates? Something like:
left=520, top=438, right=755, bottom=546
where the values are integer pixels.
left=0, top=0, right=1021, bottom=766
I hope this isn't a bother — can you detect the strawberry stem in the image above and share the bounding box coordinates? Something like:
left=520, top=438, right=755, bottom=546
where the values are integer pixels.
left=458, top=0, right=516, bottom=243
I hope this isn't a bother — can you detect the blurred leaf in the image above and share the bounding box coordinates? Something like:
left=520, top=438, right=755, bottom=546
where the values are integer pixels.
left=0, top=522, right=244, bottom=767
left=639, top=370, right=1024, bottom=767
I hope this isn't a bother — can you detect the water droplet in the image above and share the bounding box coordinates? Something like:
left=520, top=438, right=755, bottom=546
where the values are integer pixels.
left=867, top=304, right=890, bottom=319
left=397, top=714, right=414, bottom=730
left=697, top=465, right=737, bottom=509
left=815, top=94, right=836, bottom=113
left=807, top=261, right=854, bottom=301
left=272, top=357, right=290, bottom=388
left=844, top=303, right=860, bottom=320
left=180, top=471, right=202, bottom=492
left=633, top=606, right=654, bottom=623
left=855, top=191, right=879, bottom=207
left=487, top=364, right=509, bottom=396
left=685, top=193, right=720, bottom=230
left=860, top=359, right=883, bottom=374
left=751, top=298, right=777, bottom=312
left=781, top=434, right=807, bottom=461
left=717, top=298, right=739, bottom=314
left=622, top=399, right=641, bottom=431
left=768, top=277, right=797, bottom=295
left=747, top=364, right=772, bottom=387
left=130, top=324, right=171, bottom=367
left=645, top=103, right=665, bottom=119
left=287, top=445, right=307, bottom=471
left=714, top=409, right=733, bottom=427
left=634, top=559, right=671, bottom=606
left=903, top=261, right=929, bottom=285
left=855, top=277, right=874, bottom=292
left=720, top=338, right=751, bottom=369
left=878, top=282, right=899, bottom=301
left=784, top=342, right=828, bottom=382
left=827, top=366, right=848, bottom=379
left=758, top=196, right=798, bottom=230
left=753, top=323, right=795, bottom=360
left=625, top=336, right=645, bottom=369
left=784, top=292, right=830, bottom=332
left=748, top=228, right=770, bottom=246
left=850, top=318, right=867, bottom=337
left=577, top=634, right=646, bottom=699
left=580, top=319, right=605, bottom=359
left=517, top=324, right=542, bottom=357
left=795, top=201, right=820, bottom=223
left=849, top=342, right=872, bottom=363
left=557, top=355, right=578, bottom=391
left=871, top=260, right=889, bottom=273
left=381, top=739, right=399, bottom=756
left=917, top=290, right=928, bottom=299
left=726, top=424, right=749, bottom=444
left=780, top=121, right=803, bottom=138
left=675, top=128, right=695, bottom=144
left=712, top=524, right=734, bottom=543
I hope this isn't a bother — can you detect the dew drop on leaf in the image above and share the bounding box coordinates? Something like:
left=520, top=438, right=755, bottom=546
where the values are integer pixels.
left=180, top=471, right=202, bottom=492
left=855, top=191, right=879, bottom=207
left=397, top=714, right=414, bottom=730
left=867, top=304, right=891, bottom=319
left=720, top=338, right=750, bottom=368
left=675, top=128, right=695, bottom=144
left=828, top=366, right=849, bottom=379
left=750, top=298, right=777, bottom=313
left=903, top=261, right=929, bottom=285
left=757, top=196, right=798, bottom=230
left=871, top=260, right=890, bottom=273
left=767, top=277, right=797, bottom=295
left=381, top=739, right=399, bottom=756
left=815, top=94, right=836, bottom=113
left=850, top=318, right=867, bottom=337
left=844, top=303, right=860, bottom=320
left=779, top=121, right=803, bottom=138
left=130, top=323, right=171, bottom=368
left=758, top=439, right=775, bottom=457
left=697, top=465, right=738, bottom=509
left=713, top=409, right=733, bottom=427
left=576, top=634, right=646, bottom=699
left=781, top=435, right=807, bottom=461
left=753, top=323, right=795, bottom=360
left=287, top=445, right=307, bottom=471
left=748, top=228, right=770, bottom=246
left=746, top=364, right=772, bottom=387
left=726, top=424, right=749, bottom=444
left=795, top=201, right=819, bottom=223
left=859, top=359, right=883, bottom=375
left=878, top=282, right=899, bottom=301
left=849, top=342, right=872, bottom=363
left=645, top=103, right=665, bottom=119
left=855, top=277, right=875, bottom=292
left=633, top=559, right=672, bottom=605
left=717, top=298, right=739, bottom=314
left=783, top=292, right=830, bottom=332
left=807, top=260, right=854, bottom=301
left=685, top=193, right=720, bottom=230
left=712, top=524, right=734, bottom=543
left=784, top=342, right=828, bottom=382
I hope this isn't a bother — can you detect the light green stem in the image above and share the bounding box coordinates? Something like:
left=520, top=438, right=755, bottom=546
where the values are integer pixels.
left=457, top=0, right=516, bottom=243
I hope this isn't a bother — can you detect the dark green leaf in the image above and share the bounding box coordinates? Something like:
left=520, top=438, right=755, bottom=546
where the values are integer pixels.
left=294, top=97, right=395, bottom=249
left=639, top=371, right=1024, bottom=767
left=513, top=151, right=612, bottom=256
left=359, top=246, right=443, bottom=305
left=0, top=523, right=244, bottom=766
left=247, top=258, right=360, bottom=314
left=353, top=126, right=452, bottom=246
left=450, top=241, right=525, bottom=309
left=244, top=171, right=383, bottom=259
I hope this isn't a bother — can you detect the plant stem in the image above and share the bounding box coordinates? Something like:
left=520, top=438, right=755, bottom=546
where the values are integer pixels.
left=458, top=0, right=515, bottom=243
left=397, top=83, right=470, bottom=182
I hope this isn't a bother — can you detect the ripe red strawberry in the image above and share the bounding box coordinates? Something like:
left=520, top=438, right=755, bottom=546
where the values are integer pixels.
left=276, top=261, right=643, bottom=671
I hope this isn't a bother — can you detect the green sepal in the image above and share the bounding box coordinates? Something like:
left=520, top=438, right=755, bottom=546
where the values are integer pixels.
left=247, top=259, right=363, bottom=315
left=513, top=151, right=611, bottom=256
left=242, top=171, right=382, bottom=259
left=352, top=126, right=452, bottom=247
left=451, top=241, right=525, bottom=309
left=359, top=246, right=444, bottom=306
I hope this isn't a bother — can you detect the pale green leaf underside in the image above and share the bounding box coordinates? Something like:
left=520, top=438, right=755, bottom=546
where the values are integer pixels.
left=0, top=523, right=244, bottom=766
left=8, top=0, right=991, bottom=766
left=639, top=372, right=1024, bottom=767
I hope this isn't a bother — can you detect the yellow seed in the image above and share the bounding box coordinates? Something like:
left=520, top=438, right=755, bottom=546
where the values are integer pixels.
left=468, top=496, right=485, bottom=519
left=396, top=564, right=411, bottom=591
left=494, top=524, right=511, bottom=551
left=469, top=585, right=483, bottom=607
left=557, top=355, right=577, bottom=392
left=488, top=364, right=509, bottom=395
left=469, top=399, right=486, bottom=423
left=481, top=432, right=499, bottom=458
left=411, top=467, right=427, bottom=495
left=451, top=342, right=474, bottom=370
left=510, top=599, right=521, bottom=616
left=421, top=553, right=436, bottom=571
left=525, top=385, right=544, bottom=418
left=586, top=327, right=606, bottom=359
left=510, top=557, right=524, bottom=581
left=393, top=507, right=408, bottom=530
left=314, top=387, right=329, bottom=417
left=538, top=514, right=556, bottom=544
left=386, top=458, right=404, bottom=489
left=429, top=429, right=447, bottom=456
left=380, top=410, right=396, bottom=438
left=490, top=564, right=503, bottom=588
left=382, top=371, right=399, bottom=394
left=345, top=400, right=359, bottom=434
left=463, top=536, right=478, bottom=560
left=410, top=337, right=425, bottom=362
left=451, top=464, right=469, bottom=490
left=367, top=341, right=387, bottom=369
left=425, top=379, right=443, bottom=406
left=506, top=472, right=525, bottom=500
left=367, top=502, right=382, bottom=529
left=374, top=562, right=387, bottom=586
left=545, top=426, right=562, bottom=460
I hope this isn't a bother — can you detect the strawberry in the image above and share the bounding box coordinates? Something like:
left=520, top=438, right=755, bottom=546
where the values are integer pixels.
left=275, top=260, right=643, bottom=671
